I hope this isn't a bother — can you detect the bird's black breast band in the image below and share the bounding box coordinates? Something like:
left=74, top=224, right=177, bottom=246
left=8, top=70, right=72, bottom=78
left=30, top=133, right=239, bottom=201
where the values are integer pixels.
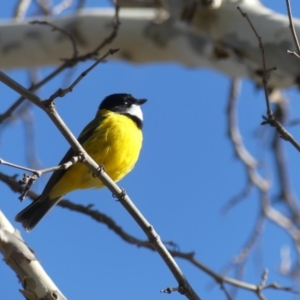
left=122, top=113, right=143, bottom=130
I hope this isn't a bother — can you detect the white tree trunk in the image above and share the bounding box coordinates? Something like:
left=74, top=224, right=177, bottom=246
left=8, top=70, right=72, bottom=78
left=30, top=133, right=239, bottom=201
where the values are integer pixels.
left=0, top=0, right=299, bottom=88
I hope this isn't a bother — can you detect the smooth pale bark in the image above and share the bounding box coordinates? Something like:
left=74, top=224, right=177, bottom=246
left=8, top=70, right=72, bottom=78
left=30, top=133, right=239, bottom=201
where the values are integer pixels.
left=0, top=211, right=66, bottom=300
left=0, top=1, right=299, bottom=88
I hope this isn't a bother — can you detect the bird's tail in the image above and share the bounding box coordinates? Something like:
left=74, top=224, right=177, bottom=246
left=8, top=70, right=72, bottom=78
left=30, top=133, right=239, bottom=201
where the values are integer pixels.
left=15, top=197, right=61, bottom=232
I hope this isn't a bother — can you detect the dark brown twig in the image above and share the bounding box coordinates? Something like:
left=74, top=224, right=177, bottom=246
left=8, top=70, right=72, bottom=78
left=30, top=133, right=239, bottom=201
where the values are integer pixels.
left=1, top=154, right=83, bottom=200
left=46, top=48, right=119, bottom=103
left=1, top=171, right=296, bottom=298
left=237, top=7, right=273, bottom=116
left=80, top=1, right=120, bottom=59
left=0, top=71, right=201, bottom=300
left=271, top=101, right=300, bottom=223
left=35, top=0, right=52, bottom=16
left=30, top=20, right=78, bottom=57
left=21, top=70, right=42, bottom=170
left=18, top=173, right=39, bottom=200
left=285, top=0, right=300, bottom=57
left=220, top=282, right=233, bottom=300
left=226, top=78, right=269, bottom=195
left=0, top=155, right=82, bottom=175
left=0, top=2, right=120, bottom=123
left=214, top=213, right=265, bottom=298
left=221, top=182, right=253, bottom=214
left=237, top=6, right=300, bottom=153
left=223, top=78, right=256, bottom=213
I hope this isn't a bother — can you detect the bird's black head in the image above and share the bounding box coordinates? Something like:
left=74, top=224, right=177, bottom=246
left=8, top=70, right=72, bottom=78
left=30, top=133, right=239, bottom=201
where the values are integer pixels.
left=99, top=93, right=147, bottom=129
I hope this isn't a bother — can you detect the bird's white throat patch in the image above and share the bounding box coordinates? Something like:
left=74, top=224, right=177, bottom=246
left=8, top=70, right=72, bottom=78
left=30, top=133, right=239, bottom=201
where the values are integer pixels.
left=126, top=104, right=143, bottom=121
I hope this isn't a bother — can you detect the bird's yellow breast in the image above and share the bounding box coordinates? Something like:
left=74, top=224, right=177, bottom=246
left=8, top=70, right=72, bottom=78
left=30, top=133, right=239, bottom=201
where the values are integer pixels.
left=49, top=111, right=143, bottom=198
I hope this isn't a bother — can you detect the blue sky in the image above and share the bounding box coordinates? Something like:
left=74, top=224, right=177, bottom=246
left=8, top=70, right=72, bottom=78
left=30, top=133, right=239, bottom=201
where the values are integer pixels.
left=1, top=1, right=300, bottom=299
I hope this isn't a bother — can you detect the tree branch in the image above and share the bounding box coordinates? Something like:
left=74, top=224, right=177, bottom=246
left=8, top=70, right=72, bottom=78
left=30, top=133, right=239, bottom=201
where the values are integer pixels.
left=0, top=69, right=201, bottom=300
left=0, top=210, right=67, bottom=299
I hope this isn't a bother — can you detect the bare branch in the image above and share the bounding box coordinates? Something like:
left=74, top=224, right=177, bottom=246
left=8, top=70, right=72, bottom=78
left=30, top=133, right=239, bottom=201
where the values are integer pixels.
left=0, top=70, right=201, bottom=300
left=47, top=48, right=119, bottom=103
left=0, top=2, right=120, bottom=123
left=52, top=0, right=73, bottom=15
left=1, top=171, right=296, bottom=297
left=285, top=0, right=300, bottom=56
left=13, top=0, right=32, bottom=20
left=0, top=154, right=82, bottom=176
left=237, top=6, right=300, bottom=152
left=220, top=282, right=233, bottom=300
left=81, top=2, right=120, bottom=59
left=226, top=78, right=270, bottom=193
left=30, top=20, right=78, bottom=57
left=35, top=0, right=52, bottom=16
left=0, top=153, right=84, bottom=201
left=271, top=101, right=300, bottom=222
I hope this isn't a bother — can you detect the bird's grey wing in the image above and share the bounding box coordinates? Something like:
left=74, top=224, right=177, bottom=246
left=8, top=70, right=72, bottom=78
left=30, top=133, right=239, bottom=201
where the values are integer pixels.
left=39, top=117, right=102, bottom=202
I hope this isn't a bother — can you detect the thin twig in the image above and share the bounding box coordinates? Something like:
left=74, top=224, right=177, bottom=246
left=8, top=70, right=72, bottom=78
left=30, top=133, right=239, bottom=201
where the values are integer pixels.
left=221, top=182, right=253, bottom=214
left=35, top=0, right=52, bottom=16
left=237, top=6, right=300, bottom=152
left=47, top=48, right=119, bottom=103
left=215, top=213, right=265, bottom=298
left=220, top=282, right=233, bottom=300
left=1, top=171, right=296, bottom=297
left=18, top=173, right=39, bottom=200
left=82, top=1, right=120, bottom=58
left=1, top=154, right=83, bottom=201
left=226, top=78, right=270, bottom=193
left=0, top=155, right=82, bottom=175
left=0, top=70, right=201, bottom=300
left=30, top=20, right=78, bottom=57
left=13, top=0, right=32, bottom=20
left=285, top=0, right=300, bottom=56
left=286, top=49, right=300, bottom=58
left=0, top=2, right=120, bottom=123
left=0, top=64, right=69, bottom=124
left=22, top=70, right=42, bottom=170
left=271, top=101, right=300, bottom=222
left=232, top=215, right=265, bottom=266
left=237, top=7, right=273, bottom=116
left=52, top=0, right=72, bottom=15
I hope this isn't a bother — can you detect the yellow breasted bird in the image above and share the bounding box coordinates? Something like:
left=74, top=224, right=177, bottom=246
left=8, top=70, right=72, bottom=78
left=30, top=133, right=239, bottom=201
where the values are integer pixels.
left=15, top=93, right=147, bottom=231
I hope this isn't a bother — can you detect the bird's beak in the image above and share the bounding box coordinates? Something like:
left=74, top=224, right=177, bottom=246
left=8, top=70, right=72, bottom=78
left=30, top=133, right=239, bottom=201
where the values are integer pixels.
left=137, top=99, right=147, bottom=105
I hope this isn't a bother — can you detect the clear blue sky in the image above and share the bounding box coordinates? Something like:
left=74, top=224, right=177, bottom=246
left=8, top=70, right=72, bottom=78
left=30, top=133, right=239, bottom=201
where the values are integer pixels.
left=1, top=1, right=300, bottom=299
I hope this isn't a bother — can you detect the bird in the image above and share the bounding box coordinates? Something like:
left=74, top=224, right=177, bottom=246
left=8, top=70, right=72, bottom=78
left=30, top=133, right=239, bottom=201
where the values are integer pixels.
left=15, top=93, right=147, bottom=231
